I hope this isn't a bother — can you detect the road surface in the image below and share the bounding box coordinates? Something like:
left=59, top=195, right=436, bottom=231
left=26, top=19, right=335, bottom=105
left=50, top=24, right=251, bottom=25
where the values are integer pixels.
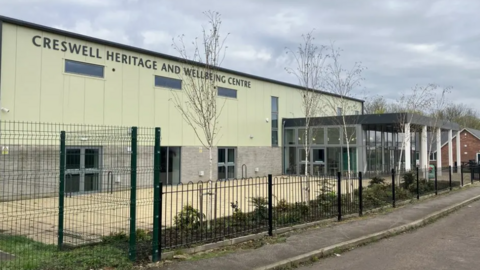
left=299, top=199, right=480, bottom=270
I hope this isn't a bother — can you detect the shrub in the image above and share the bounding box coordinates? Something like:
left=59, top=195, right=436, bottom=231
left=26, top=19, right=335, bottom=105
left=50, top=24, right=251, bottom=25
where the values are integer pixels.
left=402, top=171, right=416, bottom=189
left=276, top=199, right=290, bottom=212
left=230, top=201, right=247, bottom=224
left=250, top=197, right=268, bottom=222
left=101, top=231, right=128, bottom=244
left=408, top=178, right=434, bottom=194
left=369, top=176, right=385, bottom=187
left=174, top=205, right=204, bottom=230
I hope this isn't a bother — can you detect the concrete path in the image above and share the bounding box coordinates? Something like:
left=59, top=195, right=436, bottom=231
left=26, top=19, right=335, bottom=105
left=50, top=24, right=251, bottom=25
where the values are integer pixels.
left=156, top=185, right=480, bottom=270
left=299, top=198, right=480, bottom=270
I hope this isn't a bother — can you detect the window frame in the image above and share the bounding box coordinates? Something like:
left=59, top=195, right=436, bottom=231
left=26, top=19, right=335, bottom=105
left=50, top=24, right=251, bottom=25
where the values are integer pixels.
left=154, top=75, right=182, bottom=90
left=65, top=146, right=103, bottom=195
left=217, top=87, right=237, bottom=98
left=64, top=59, right=105, bottom=78
left=218, top=147, right=236, bottom=180
left=337, top=107, right=343, bottom=116
left=271, top=96, right=279, bottom=147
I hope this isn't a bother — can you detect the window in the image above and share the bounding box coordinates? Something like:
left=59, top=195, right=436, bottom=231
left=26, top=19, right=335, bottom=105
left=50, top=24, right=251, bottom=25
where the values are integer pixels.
left=429, top=152, right=437, bottom=161
left=65, top=147, right=101, bottom=194
left=218, top=87, right=237, bottom=98
left=218, top=148, right=235, bottom=180
left=155, top=75, right=182, bottom=90
left=160, top=147, right=181, bottom=185
left=355, top=110, right=359, bottom=115
left=327, top=127, right=341, bottom=145
left=343, top=127, right=357, bottom=144
left=337, top=107, right=343, bottom=116
left=65, top=59, right=104, bottom=78
left=271, top=96, right=279, bottom=146
left=312, top=128, right=324, bottom=145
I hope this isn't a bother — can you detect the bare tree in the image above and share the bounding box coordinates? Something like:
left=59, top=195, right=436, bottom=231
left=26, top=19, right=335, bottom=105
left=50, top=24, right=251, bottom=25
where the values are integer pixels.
left=285, top=30, right=328, bottom=203
left=393, top=84, right=435, bottom=182
left=364, top=95, right=389, bottom=114
left=426, top=85, right=452, bottom=169
left=322, top=42, right=366, bottom=195
left=170, top=10, right=229, bottom=226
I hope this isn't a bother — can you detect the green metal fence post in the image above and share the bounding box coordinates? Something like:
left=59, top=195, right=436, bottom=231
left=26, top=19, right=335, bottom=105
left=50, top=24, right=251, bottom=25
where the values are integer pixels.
left=57, top=131, right=66, bottom=249
left=152, top=127, right=161, bottom=262
left=129, top=127, right=138, bottom=261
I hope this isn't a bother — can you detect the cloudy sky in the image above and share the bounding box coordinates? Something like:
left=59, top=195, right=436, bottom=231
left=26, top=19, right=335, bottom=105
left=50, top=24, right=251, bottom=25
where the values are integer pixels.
left=2, top=0, right=479, bottom=108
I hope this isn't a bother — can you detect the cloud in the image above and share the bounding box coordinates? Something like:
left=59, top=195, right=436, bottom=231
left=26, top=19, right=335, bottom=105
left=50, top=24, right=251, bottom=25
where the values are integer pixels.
left=2, top=0, right=480, bottom=109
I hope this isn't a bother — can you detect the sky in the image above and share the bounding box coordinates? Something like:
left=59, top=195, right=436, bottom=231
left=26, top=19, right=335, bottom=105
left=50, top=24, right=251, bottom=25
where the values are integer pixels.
left=1, top=0, right=479, bottom=108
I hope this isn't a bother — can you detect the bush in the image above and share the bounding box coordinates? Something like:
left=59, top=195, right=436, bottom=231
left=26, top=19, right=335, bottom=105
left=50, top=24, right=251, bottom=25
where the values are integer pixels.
left=369, top=176, right=385, bottom=187
left=402, top=171, right=416, bottom=189
left=408, top=178, right=434, bottom=194
left=250, top=197, right=268, bottom=222
left=174, top=205, right=204, bottom=230
left=230, top=201, right=247, bottom=225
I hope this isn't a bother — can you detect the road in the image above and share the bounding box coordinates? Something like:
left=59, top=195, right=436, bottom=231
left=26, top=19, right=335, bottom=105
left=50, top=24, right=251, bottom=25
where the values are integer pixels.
left=299, top=199, right=480, bottom=270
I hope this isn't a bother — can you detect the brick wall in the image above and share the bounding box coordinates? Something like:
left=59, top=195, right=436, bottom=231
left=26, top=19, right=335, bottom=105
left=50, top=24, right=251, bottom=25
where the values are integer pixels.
left=434, top=130, right=480, bottom=167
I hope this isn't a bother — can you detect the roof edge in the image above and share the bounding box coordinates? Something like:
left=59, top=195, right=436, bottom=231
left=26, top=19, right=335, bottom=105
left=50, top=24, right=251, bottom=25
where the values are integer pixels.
left=0, top=15, right=364, bottom=103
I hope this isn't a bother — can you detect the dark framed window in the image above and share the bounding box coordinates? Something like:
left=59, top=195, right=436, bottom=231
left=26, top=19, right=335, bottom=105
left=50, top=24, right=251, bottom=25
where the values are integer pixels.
left=218, top=87, right=237, bottom=98
left=65, top=59, right=104, bottom=78
left=218, top=147, right=235, bottom=180
left=155, top=76, right=182, bottom=90
left=337, top=107, right=343, bottom=116
left=271, top=96, right=279, bottom=146
left=65, top=147, right=102, bottom=194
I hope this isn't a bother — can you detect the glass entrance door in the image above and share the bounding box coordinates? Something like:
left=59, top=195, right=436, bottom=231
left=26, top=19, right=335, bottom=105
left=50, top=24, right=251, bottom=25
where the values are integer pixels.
left=65, top=147, right=101, bottom=194
left=312, top=148, right=326, bottom=176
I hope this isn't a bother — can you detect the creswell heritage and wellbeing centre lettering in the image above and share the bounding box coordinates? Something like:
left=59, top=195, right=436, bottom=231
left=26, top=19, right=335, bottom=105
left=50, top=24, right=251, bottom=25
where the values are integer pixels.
left=32, top=35, right=252, bottom=88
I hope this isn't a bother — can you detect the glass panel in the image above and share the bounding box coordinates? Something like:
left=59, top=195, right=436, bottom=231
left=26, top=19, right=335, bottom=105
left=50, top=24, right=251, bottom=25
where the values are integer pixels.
left=312, top=128, right=324, bottom=145
left=217, top=87, right=237, bottom=98
left=312, top=164, right=325, bottom=176
left=284, top=129, right=295, bottom=145
left=155, top=76, right=182, bottom=89
left=218, top=166, right=226, bottom=180
left=337, top=107, right=343, bottom=116
left=65, top=59, right=104, bottom=78
left=169, top=147, right=181, bottom=185
left=66, top=149, right=81, bottom=170
left=218, top=149, right=226, bottom=163
left=271, top=131, right=278, bottom=146
left=84, top=173, right=99, bottom=192
left=299, top=164, right=311, bottom=175
left=327, top=147, right=341, bottom=176
left=271, top=113, right=278, bottom=129
left=299, top=148, right=307, bottom=162
left=312, top=149, right=325, bottom=163
left=327, top=128, right=340, bottom=145
left=227, top=166, right=235, bottom=179
left=271, top=96, right=278, bottom=113
left=342, top=147, right=357, bottom=172
left=65, top=174, right=80, bottom=193
left=85, top=149, right=99, bottom=169
left=343, top=127, right=357, bottom=145
left=284, top=147, right=296, bottom=174
left=298, top=128, right=306, bottom=145
left=228, top=149, right=235, bottom=163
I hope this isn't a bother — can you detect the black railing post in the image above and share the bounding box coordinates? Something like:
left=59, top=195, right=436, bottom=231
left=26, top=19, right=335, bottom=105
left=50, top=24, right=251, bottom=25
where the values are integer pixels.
left=471, top=166, right=474, bottom=184
left=129, top=126, right=138, bottom=262
left=152, top=127, right=161, bottom=262
left=268, top=174, right=273, bottom=236
left=434, top=166, right=438, bottom=195
left=337, top=172, right=342, bottom=221
left=58, top=131, right=66, bottom=250
left=461, top=165, right=464, bottom=187
left=416, top=167, right=420, bottom=200
left=449, top=165, right=452, bottom=191
left=358, top=172, right=363, bottom=216
left=391, top=169, right=395, bottom=208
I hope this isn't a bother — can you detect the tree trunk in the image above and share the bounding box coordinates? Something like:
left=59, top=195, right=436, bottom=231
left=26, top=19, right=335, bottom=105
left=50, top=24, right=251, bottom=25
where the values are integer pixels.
left=207, top=146, right=213, bottom=229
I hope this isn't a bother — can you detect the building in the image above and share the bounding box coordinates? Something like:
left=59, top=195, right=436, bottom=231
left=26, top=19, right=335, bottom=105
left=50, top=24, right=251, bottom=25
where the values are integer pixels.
left=283, top=113, right=461, bottom=176
left=430, top=128, right=480, bottom=167
left=0, top=15, right=363, bottom=198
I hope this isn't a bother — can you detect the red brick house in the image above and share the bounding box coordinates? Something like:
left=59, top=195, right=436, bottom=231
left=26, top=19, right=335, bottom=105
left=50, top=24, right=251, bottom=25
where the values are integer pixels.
left=430, top=128, right=480, bottom=167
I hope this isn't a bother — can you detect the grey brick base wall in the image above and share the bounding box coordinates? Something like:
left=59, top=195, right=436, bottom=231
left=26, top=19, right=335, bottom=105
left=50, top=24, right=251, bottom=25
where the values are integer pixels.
left=0, top=145, right=154, bottom=201
left=180, top=146, right=282, bottom=183
left=180, top=146, right=218, bottom=183
left=236, top=147, right=282, bottom=178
